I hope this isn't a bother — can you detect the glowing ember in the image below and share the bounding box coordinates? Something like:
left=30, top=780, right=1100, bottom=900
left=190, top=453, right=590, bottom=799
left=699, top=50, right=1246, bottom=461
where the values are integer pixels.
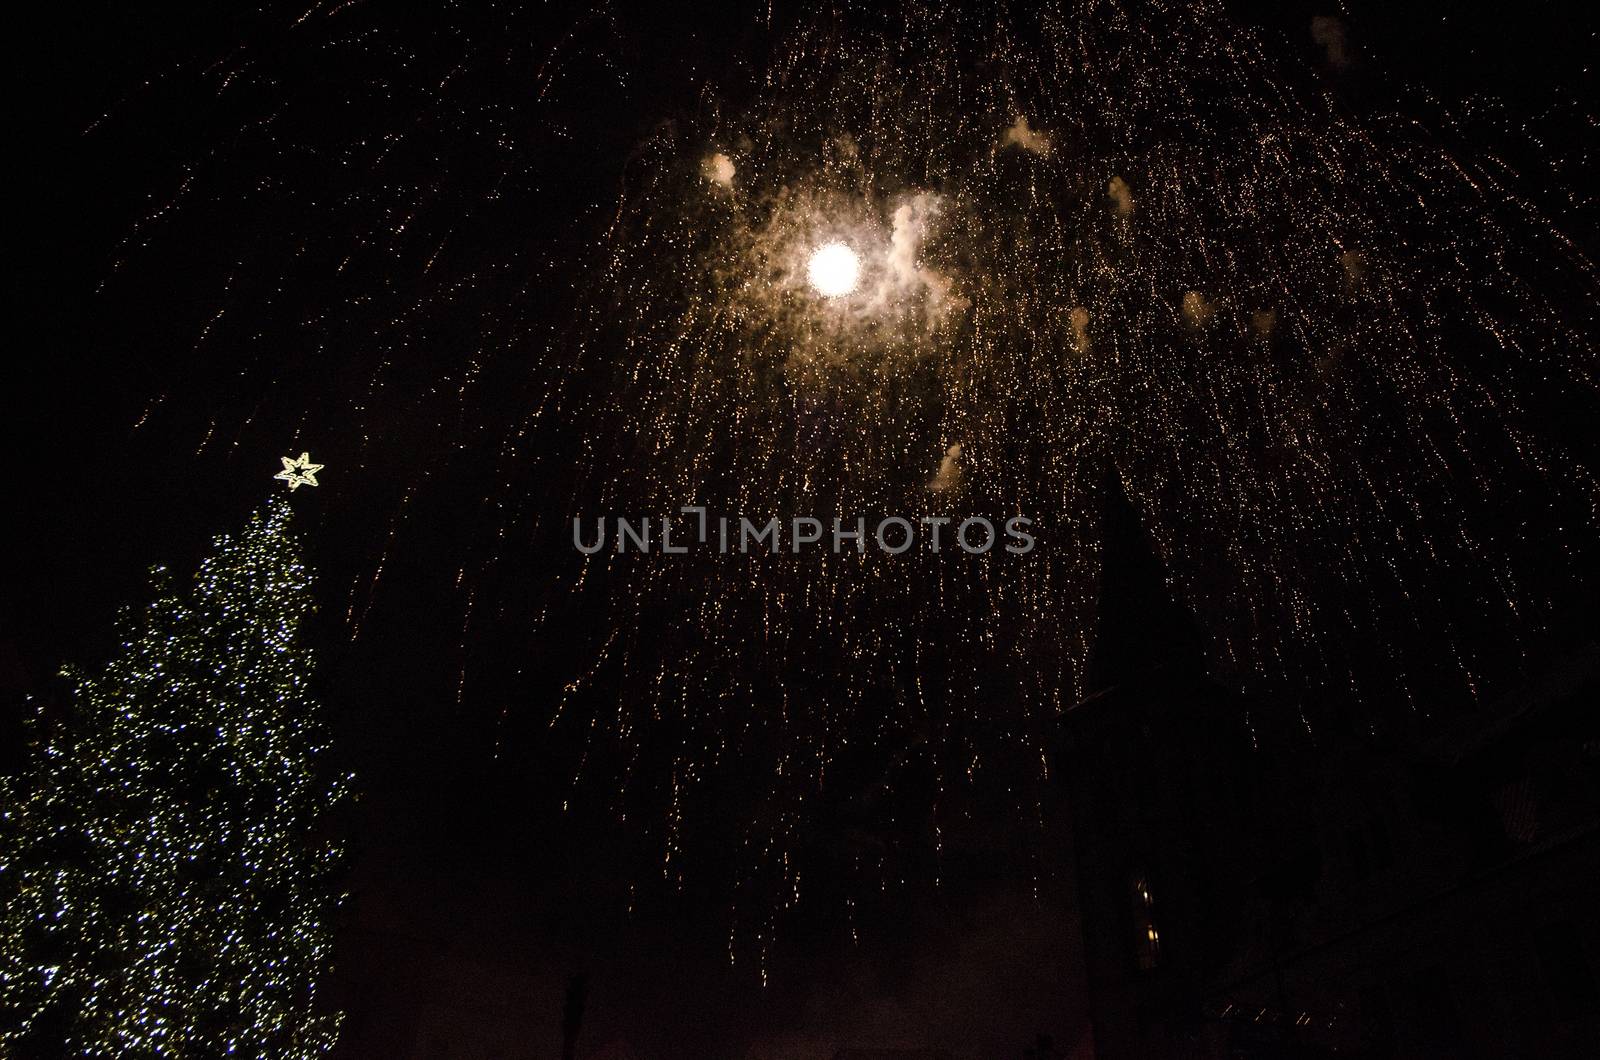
left=807, top=241, right=860, bottom=297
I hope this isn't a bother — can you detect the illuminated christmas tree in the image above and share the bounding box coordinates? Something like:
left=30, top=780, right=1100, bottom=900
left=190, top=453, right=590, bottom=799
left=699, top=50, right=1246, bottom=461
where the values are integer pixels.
left=1, top=498, right=346, bottom=1057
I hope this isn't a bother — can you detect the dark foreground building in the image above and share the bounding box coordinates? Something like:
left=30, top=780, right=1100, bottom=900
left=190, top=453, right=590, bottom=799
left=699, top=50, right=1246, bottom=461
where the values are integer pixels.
left=1061, top=496, right=1600, bottom=1058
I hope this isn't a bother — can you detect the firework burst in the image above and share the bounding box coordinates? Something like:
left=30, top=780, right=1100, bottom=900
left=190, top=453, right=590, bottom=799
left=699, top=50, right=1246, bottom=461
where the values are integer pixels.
left=100, top=0, right=1598, bottom=973
left=537, top=0, right=1598, bottom=961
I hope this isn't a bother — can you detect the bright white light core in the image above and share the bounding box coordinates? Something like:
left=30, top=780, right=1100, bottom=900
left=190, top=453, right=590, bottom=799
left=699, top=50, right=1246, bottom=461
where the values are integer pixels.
left=807, top=242, right=860, bottom=297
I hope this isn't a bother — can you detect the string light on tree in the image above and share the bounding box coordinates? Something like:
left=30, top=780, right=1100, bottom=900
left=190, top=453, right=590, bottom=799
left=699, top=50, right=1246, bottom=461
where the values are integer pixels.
left=0, top=499, right=348, bottom=1056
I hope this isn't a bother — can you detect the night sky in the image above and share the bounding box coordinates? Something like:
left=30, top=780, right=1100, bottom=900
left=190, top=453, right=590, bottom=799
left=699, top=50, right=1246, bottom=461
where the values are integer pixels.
left=9, top=2, right=1598, bottom=1057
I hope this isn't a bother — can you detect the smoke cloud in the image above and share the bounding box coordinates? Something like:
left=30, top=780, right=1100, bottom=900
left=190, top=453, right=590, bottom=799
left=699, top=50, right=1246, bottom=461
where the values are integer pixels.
left=703, top=151, right=735, bottom=188
left=1069, top=306, right=1091, bottom=354
left=875, top=192, right=964, bottom=328
left=1003, top=114, right=1051, bottom=157
left=1310, top=16, right=1353, bottom=70
left=1182, top=289, right=1215, bottom=327
left=1107, top=175, right=1134, bottom=217
left=1251, top=308, right=1278, bottom=339
left=930, top=443, right=963, bottom=493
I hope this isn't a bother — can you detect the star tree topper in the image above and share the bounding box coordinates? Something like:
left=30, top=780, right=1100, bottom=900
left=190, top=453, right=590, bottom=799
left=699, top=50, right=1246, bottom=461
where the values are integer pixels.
left=274, top=452, right=325, bottom=491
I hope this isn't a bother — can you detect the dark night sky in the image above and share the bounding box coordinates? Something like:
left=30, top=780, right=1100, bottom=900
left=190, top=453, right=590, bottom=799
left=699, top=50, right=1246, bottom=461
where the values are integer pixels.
left=8, top=2, right=1597, bottom=1057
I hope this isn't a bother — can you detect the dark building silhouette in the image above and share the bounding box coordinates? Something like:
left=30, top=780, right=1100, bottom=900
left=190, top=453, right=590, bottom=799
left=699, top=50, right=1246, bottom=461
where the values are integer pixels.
left=1061, top=486, right=1600, bottom=1058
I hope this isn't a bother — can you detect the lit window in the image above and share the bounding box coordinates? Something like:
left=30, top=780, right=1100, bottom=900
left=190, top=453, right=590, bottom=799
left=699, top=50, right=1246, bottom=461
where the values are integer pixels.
left=1131, top=873, right=1160, bottom=969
